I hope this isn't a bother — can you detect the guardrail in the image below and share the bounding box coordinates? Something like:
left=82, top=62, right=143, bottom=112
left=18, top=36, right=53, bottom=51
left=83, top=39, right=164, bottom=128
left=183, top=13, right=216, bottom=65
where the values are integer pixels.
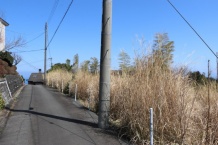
left=0, top=75, right=23, bottom=105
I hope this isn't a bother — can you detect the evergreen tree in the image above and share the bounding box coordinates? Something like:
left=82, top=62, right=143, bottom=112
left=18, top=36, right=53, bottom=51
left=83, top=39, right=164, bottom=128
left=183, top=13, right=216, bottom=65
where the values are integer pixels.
left=81, top=60, right=90, bottom=72
left=152, top=33, right=174, bottom=67
left=118, top=49, right=131, bottom=72
left=188, top=71, right=207, bottom=85
left=90, top=57, right=99, bottom=74
left=72, top=54, right=79, bottom=73
left=65, top=59, right=71, bottom=71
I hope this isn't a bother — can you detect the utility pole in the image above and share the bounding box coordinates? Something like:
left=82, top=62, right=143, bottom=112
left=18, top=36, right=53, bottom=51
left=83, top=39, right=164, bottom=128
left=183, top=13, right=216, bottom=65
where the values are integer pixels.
left=44, top=23, right=48, bottom=85
left=206, top=60, right=211, bottom=144
left=98, top=0, right=112, bottom=129
left=216, top=52, right=218, bottom=91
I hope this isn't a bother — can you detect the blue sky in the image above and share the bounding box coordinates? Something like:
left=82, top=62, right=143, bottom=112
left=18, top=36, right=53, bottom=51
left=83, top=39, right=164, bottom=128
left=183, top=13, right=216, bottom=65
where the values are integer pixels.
left=1, top=0, right=218, bottom=79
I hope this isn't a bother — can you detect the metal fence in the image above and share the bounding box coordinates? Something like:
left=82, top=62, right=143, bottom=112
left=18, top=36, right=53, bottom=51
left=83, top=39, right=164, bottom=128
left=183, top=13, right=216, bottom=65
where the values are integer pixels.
left=0, top=75, right=23, bottom=105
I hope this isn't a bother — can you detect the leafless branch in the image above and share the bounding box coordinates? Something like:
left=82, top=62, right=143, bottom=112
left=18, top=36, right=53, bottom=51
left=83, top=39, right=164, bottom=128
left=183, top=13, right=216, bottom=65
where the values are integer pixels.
left=12, top=53, right=22, bottom=65
left=5, top=36, right=26, bottom=51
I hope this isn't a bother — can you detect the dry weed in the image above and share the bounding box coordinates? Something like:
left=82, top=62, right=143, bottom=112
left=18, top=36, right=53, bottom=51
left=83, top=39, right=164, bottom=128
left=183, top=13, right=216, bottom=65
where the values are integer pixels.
left=46, top=54, right=218, bottom=144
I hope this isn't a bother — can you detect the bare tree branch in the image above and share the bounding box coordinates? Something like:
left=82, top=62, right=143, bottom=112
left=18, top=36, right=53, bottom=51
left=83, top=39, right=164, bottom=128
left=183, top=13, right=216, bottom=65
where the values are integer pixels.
left=12, top=53, right=22, bottom=65
left=5, top=36, right=26, bottom=51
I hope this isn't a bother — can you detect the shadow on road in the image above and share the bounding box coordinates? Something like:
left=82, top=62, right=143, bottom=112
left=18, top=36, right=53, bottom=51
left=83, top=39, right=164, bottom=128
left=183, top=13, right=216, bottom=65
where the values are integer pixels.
left=5, top=107, right=98, bottom=128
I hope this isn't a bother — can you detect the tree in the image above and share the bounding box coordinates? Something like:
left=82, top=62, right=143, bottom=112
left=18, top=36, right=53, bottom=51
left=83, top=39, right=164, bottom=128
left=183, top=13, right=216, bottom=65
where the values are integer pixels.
left=65, top=59, right=71, bottom=71
left=152, top=33, right=174, bottom=67
left=49, top=59, right=72, bottom=72
left=12, top=53, right=22, bottom=65
left=0, top=14, right=25, bottom=52
left=0, top=51, right=13, bottom=66
left=188, top=71, right=207, bottom=85
left=90, top=57, right=99, bottom=74
left=5, top=36, right=26, bottom=51
left=66, top=59, right=70, bottom=66
left=50, top=63, right=63, bottom=70
left=0, top=14, right=25, bottom=75
left=118, top=49, right=131, bottom=72
left=72, top=54, right=79, bottom=73
left=80, top=60, right=90, bottom=72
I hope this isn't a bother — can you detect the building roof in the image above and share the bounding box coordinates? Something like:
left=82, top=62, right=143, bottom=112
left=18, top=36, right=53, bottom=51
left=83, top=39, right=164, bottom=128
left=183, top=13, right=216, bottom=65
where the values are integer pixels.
left=28, top=73, right=44, bottom=83
left=0, top=18, right=9, bottom=26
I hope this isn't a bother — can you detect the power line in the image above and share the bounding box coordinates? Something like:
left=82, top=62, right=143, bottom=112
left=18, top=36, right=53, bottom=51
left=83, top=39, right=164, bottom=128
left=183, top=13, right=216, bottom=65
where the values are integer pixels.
left=6, top=32, right=44, bottom=50
left=12, top=49, right=44, bottom=53
left=167, top=0, right=218, bottom=59
left=28, top=59, right=44, bottom=64
left=21, top=32, right=44, bottom=46
left=7, top=29, right=44, bottom=36
left=48, top=0, right=60, bottom=23
left=21, top=58, right=39, bottom=70
left=47, top=0, right=74, bottom=48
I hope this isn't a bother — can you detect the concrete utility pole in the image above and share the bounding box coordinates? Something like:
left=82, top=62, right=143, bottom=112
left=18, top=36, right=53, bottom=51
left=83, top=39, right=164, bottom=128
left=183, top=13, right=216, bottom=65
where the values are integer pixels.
left=98, top=0, right=112, bottom=129
left=216, top=52, right=218, bottom=90
left=44, top=23, right=48, bottom=85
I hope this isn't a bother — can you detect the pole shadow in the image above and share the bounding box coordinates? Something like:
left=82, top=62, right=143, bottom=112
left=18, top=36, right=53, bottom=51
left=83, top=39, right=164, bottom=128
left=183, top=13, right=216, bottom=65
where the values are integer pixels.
left=5, top=107, right=98, bottom=128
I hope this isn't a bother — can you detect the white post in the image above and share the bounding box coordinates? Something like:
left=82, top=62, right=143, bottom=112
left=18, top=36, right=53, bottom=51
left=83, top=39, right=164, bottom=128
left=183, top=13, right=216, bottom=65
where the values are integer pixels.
left=61, top=80, right=63, bottom=93
left=88, top=88, right=91, bottom=110
left=5, top=80, right=12, bottom=98
left=69, top=82, right=71, bottom=96
left=150, top=108, right=153, bottom=145
left=75, top=84, right=77, bottom=101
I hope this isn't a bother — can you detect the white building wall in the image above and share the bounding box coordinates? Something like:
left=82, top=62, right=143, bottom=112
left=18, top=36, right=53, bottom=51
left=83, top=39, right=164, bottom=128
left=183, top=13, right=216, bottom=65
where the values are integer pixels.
left=0, top=22, right=6, bottom=52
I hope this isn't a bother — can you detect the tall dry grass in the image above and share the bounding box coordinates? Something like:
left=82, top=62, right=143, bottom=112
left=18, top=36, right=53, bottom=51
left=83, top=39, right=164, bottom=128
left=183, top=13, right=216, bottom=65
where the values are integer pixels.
left=110, top=52, right=218, bottom=144
left=46, top=53, right=218, bottom=144
left=110, top=53, right=195, bottom=144
left=47, top=69, right=72, bottom=92
left=69, top=71, right=99, bottom=112
left=190, top=83, right=218, bottom=144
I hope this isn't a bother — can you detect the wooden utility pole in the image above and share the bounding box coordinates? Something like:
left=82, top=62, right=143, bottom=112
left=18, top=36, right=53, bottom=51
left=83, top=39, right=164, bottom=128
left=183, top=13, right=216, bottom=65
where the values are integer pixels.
left=44, top=23, right=48, bottom=85
left=98, top=0, right=112, bottom=129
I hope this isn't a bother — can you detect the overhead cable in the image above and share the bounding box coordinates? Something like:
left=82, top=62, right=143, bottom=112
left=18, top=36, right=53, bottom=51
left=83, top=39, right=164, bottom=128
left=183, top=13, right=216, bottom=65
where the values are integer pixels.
left=47, top=0, right=74, bottom=48
left=48, top=0, right=60, bottom=23
left=21, top=58, right=39, bottom=70
left=23, top=32, right=45, bottom=45
left=12, top=49, right=44, bottom=53
left=167, top=0, right=218, bottom=58
left=6, top=32, right=44, bottom=50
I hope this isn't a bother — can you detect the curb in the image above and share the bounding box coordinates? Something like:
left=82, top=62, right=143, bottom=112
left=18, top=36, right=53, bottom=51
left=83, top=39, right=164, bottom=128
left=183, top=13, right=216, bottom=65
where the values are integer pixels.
left=0, top=85, right=25, bottom=135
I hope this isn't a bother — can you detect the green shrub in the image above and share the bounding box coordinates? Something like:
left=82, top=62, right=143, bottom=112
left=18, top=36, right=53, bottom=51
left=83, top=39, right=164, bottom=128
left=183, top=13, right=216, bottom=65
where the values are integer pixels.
left=0, top=93, right=5, bottom=110
left=0, top=51, right=14, bottom=66
left=63, top=83, right=69, bottom=94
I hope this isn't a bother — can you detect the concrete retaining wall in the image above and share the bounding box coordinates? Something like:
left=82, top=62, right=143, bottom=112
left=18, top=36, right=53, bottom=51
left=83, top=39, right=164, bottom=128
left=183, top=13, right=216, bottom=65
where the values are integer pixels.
left=0, top=75, right=23, bottom=105
left=5, top=75, right=23, bottom=95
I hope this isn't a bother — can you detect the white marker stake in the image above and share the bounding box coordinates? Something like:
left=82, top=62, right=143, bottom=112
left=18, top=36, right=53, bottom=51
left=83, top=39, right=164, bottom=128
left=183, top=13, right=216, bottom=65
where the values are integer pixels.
left=150, top=108, right=153, bottom=145
left=75, top=84, right=77, bottom=101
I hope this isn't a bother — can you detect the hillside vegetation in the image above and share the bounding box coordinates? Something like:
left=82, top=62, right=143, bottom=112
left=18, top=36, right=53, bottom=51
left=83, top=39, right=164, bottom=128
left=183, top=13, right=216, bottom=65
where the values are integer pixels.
left=46, top=33, right=218, bottom=144
left=0, top=51, right=18, bottom=77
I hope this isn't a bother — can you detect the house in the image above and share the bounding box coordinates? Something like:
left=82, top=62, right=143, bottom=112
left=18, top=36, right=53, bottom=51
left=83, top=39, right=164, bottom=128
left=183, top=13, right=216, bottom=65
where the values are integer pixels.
left=0, top=18, right=9, bottom=52
left=28, top=69, right=44, bottom=85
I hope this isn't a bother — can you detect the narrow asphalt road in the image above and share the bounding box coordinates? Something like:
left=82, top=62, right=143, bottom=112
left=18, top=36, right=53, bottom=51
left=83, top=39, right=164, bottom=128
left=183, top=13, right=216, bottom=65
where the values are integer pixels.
left=0, top=85, right=126, bottom=145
